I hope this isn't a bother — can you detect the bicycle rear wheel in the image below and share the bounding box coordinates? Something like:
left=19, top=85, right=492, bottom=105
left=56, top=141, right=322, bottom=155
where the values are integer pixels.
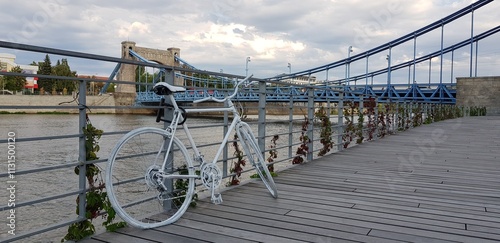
left=106, top=127, right=195, bottom=229
left=237, top=122, right=278, bottom=198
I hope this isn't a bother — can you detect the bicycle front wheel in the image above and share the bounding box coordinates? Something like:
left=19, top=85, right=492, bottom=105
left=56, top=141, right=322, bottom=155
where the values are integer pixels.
left=237, top=122, right=278, bottom=198
left=106, top=127, right=195, bottom=229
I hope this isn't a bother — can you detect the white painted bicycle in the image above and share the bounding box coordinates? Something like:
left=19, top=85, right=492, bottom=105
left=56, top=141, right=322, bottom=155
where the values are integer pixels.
left=105, top=75, right=277, bottom=229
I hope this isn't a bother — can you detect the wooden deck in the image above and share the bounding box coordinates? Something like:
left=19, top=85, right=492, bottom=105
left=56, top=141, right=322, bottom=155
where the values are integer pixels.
left=83, top=117, right=500, bottom=243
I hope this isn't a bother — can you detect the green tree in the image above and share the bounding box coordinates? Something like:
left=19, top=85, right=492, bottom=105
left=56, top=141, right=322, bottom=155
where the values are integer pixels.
left=135, top=65, right=155, bottom=92
left=37, top=54, right=53, bottom=92
left=52, top=58, right=77, bottom=93
left=3, top=66, right=27, bottom=91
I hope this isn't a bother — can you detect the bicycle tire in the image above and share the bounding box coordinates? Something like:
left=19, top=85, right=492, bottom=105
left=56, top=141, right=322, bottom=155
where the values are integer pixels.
left=106, top=127, right=195, bottom=229
left=237, top=122, right=278, bottom=198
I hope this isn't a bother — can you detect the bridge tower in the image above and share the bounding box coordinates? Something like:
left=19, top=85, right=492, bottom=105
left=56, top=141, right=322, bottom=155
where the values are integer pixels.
left=115, top=41, right=180, bottom=105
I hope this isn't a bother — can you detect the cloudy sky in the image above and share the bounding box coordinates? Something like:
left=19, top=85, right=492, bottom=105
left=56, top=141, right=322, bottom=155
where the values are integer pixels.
left=1, top=0, right=499, bottom=83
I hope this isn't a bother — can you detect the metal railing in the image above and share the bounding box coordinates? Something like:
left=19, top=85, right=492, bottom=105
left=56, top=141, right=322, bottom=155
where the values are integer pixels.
left=0, top=41, right=486, bottom=242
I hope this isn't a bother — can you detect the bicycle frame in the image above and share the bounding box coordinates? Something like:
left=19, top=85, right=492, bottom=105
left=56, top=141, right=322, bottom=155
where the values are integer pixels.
left=158, top=92, right=243, bottom=177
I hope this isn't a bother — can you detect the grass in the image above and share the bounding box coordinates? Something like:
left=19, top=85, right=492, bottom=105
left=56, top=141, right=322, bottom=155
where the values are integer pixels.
left=0, top=111, right=27, bottom=114
left=36, top=111, right=71, bottom=114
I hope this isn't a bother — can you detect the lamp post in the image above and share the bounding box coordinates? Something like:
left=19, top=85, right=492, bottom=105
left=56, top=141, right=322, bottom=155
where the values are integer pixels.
left=220, top=69, right=224, bottom=89
left=345, top=46, right=353, bottom=85
left=387, top=50, right=392, bottom=99
left=287, top=63, right=292, bottom=84
left=0, top=61, right=4, bottom=92
left=245, top=57, right=251, bottom=76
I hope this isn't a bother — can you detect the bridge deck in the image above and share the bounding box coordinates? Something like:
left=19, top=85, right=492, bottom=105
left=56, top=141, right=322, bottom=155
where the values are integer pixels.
left=83, top=117, right=500, bottom=243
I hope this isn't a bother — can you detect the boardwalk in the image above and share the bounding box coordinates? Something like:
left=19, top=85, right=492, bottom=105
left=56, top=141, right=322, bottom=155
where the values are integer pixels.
left=83, top=117, right=500, bottom=243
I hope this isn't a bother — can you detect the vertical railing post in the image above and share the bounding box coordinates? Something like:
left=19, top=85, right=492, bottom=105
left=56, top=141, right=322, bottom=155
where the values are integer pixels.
left=374, top=99, right=379, bottom=140
left=307, top=87, right=314, bottom=161
left=258, top=81, right=266, bottom=156
left=409, top=102, right=414, bottom=129
left=223, top=93, right=229, bottom=177
left=77, top=79, right=87, bottom=221
left=288, top=95, right=294, bottom=159
left=387, top=102, right=392, bottom=134
left=393, top=101, right=400, bottom=133
left=359, top=95, right=364, bottom=118
left=163, top=69, right=175, bottom=211
left=358, top=95, right=364, bottom=143
left=337, top=88, right=344, bottom=152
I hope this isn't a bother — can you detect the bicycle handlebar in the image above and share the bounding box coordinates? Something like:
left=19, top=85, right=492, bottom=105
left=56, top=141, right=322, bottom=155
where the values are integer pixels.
left=193, top=74, right=254, bottom=104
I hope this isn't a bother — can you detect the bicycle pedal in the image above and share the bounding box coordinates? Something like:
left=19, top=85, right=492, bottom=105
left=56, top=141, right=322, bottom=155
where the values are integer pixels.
left=211, top=193, right=223, bottom=205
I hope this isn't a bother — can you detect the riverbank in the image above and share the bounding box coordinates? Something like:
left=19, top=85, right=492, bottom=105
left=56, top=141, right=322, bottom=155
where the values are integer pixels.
left=0, top=94, right=154, bottom=114
left=0, top=94, right=329, bottom=116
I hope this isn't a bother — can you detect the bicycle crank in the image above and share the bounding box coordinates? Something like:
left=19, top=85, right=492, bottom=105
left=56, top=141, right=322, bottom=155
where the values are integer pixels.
left=200, top=163, right=223, bottom=204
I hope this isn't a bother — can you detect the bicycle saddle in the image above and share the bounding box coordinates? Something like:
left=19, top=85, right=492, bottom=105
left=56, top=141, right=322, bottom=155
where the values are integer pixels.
left=153, top=82, right=186, bottom=95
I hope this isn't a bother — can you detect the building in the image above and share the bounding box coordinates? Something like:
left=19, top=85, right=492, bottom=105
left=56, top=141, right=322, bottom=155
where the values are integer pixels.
left=0, top=53, right=39, bottom=91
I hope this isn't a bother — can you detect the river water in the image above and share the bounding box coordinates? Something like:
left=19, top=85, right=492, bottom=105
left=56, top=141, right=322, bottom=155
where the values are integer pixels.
left=0, top=113, right=313, bottom=242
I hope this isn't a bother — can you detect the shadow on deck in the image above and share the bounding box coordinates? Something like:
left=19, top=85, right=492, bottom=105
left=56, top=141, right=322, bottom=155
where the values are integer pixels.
left=83, top=117, right=500, bottom=243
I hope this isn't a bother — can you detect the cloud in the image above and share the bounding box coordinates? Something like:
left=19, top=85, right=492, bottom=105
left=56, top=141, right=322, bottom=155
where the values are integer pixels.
left=117, top=21, right=151, bottom=38
left=0, top=0, right=498, bottom=80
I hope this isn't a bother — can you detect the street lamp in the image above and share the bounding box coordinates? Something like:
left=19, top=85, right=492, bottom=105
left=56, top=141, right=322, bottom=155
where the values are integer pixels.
left=245, top=57, right=251, bottom=76
left=287, top=62, right=292, bottom=85
left=345, top=46, right=353, bottom=85
left=220, top=69, right=224, bottom=89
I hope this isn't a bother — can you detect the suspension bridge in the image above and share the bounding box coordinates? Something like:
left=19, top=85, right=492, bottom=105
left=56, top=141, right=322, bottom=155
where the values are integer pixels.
left=105, top=0, right=500, bottom=105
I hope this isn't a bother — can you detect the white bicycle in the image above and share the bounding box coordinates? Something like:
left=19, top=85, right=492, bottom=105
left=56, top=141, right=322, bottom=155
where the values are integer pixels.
left=105, top=75, right=278, bottom=229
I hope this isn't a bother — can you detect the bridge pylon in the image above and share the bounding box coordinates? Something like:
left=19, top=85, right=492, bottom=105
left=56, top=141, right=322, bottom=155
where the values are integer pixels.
left=115, top=41, right=180, bottom=105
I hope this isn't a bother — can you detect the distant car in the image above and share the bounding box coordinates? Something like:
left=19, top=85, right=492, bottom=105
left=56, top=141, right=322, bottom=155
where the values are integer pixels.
left=0, top=90, right=13, bottom=95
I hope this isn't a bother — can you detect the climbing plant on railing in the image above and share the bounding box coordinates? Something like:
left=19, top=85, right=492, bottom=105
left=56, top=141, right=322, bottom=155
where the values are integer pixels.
left=62, top=116, right=125, bottom=242
left=356, top=110, right=364, bottom=144
left=412, top=104, right=423, bottom=127
left=469, top=106, right=487, bottom=116
left=424, top=104, right=434, bottom=124
left=228, top=133, right=246, bottom=185
left=314, top=106, right=334, bottom=156
left=364, top=97, right=377, bottom=141
left=267, top=135, right=279, bottom=172
left=292, top=116, right=310, bottom=164
left=397, top=103, right=410, bottom=131
left=342, top=102, right=357, bottom=148
left=380, top=103, right=395, bottom=137
left=377, top=103, right=387, bottom=138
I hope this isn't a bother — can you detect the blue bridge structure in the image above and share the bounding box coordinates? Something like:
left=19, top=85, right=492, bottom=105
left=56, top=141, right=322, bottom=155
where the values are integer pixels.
left=126, top=0, right=499, bottom=104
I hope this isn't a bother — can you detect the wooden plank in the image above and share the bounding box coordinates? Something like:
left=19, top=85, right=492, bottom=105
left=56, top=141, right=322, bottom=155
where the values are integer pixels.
left=152, top=220, right=257, bottom=243
left=191, top=200, right=371, bottom=236
left=221, top=190, right=466, bottom=230
left=171, top=217, right=305, bottom=243
left=467, top=224, right=500, bottom=235
left=181, top=211, right=358, bottom=243
left=352, top=204, right=500, bottom=228
left=79, top=239, right=108, bottom=243
left=182, top=209, right=405, bottom=243
left=286, top=210, right=500, bottom=242
left=368, top=229, right=457, bottom=243
left=87, top=226, right=209, bottom=243
left=88, top=231, right=165, bottom=243
left=227, top=186, right=500, bottom=226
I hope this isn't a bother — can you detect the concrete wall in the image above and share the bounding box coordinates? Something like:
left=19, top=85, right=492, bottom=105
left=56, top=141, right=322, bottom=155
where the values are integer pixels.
left=456, top=76, right=500, bottom=116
